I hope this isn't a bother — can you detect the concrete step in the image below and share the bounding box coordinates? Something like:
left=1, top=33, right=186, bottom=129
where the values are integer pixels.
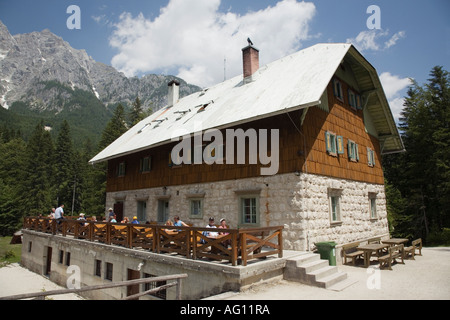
left=316, top=271, right=348, bottom=289
left=285, top=253, right=320, bottom=268
left=283, top=252, right=351, bottom=290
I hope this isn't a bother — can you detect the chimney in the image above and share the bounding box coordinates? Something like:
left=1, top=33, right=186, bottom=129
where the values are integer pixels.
left=242, top=44, right=259, bottom=83
left=167, top=80, right=180, bottom=107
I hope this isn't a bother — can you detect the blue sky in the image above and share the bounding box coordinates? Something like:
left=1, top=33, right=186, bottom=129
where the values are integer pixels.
left=1, top=0, right=449, bottom=122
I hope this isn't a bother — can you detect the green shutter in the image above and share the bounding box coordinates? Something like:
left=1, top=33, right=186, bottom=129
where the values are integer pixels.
left=355, top=144, right=359, bottom=161
left=325, top=131, right=331, bottom=152
left=337, top=136, right=344, bottom=154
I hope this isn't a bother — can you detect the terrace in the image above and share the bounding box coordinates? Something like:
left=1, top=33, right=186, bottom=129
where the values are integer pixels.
left=23, top=217, right=283, bottom=267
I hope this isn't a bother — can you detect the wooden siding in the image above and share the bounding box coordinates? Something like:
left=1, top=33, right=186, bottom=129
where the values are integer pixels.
left=106, top=79, right=384, bottom=193
left=302, top=79, right=384, bottom=185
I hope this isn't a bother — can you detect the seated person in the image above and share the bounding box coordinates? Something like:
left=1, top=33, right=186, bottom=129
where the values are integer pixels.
left=203, top=217, right=219, bottom=238
left=173, top=215, right=189, bottom=228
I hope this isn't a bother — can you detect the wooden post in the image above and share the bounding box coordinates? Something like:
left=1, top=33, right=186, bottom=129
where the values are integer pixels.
left=278, top=228, right=283, bottom=258
left=176, top=277, right=183, bottom=300
left=241, top=232, right=247, bottom=266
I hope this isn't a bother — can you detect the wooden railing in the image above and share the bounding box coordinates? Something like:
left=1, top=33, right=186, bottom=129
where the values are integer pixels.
left=0, top=273, right=188, bottom=300
left=23, top=217, right=283, bottom=266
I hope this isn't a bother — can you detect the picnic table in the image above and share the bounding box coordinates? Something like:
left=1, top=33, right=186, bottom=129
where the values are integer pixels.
left=382, top=238, right=409, bottom=246
left=357, top=243, right=390, bottom=268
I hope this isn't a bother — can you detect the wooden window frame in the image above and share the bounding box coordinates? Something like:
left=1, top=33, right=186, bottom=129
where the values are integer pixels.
left=333, top=78, right=344, bottom=102
left=117, top=162, right=126, bottom=177
left=140, top=156, right=152, bottom=173
left=367, top=147, right=376, bottom=167
left=369, top=193, right=378, bottom=220
left=328, top=188, right=343, bottom=225
left=325, top=131, right=338, bottom=157
left=347, top=139, right=359, bottom=162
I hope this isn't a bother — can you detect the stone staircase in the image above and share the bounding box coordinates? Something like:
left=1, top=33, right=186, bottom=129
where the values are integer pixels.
left=284, top=252, right=355, bottom=290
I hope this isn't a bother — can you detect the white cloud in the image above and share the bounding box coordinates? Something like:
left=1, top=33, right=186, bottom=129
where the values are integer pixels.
left=384, top=31, right=406, bottom=49
left=347, top=29, right=406, bottom=53
left=109, top=0, right=316, bottom=87
left=379, top=72, right=412, bottom=123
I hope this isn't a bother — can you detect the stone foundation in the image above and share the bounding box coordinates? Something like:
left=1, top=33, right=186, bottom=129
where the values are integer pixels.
left=106, top=172, right=389, bottom=252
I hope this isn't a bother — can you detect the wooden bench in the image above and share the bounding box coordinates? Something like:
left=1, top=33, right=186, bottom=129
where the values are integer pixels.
left=367, top=236, right=381, bottom=244
left=342, top=242, right=364, bottom=266
left=403, top=238, right=422, bottom=259
left=378, top=244, right=404, bottom=270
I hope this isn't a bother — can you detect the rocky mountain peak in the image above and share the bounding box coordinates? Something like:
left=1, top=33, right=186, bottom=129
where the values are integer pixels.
left=0, top=20, right=200, bottom=112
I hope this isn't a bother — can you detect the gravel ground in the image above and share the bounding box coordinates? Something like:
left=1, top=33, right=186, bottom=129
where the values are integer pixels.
left=1, top=247, right=449, bottom=300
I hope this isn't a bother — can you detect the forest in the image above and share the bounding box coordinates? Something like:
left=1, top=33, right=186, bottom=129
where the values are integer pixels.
left=0, top=67, right=449, bottom=246
left=0, top=98, right=145, bottom=235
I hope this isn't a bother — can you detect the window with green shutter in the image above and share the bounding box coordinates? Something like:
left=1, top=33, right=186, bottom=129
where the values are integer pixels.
left=325, top=131, right=338, bottom=157
left=347, top=140, right=359, bottom=162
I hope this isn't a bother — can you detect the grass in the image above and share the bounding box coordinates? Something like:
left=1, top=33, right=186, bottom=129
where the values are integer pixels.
left=0, top=236, right=22, bottom=267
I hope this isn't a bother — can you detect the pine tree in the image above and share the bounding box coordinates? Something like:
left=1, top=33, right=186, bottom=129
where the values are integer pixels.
left=98, top=103, right=128, bottom=151
left=384, top=66, right=450, bottom=243
left=0, top=138, right=27, bottom=235
left=21, top=121, right=54, bottom=216
left=129, top=97, right=145, bottom=126
left=54, top=120, right=76, bottom=212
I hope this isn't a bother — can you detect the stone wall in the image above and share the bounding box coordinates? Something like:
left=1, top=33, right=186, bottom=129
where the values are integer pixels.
left=105, top=172, right=389, bottom=253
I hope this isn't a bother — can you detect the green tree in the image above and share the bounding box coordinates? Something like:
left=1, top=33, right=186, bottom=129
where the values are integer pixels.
left=129, top=97, right=145, bottom=126
left=98, top=103, right=128, bottom=151
left=84, top=104, right=129, bottom=217
left=384, top=66, right=450, bottom=244
left=21, top=121, right=54, bottom=216
left=0, top=138, right=27, bottom=235
left=54, top=120, right=75, bottom=211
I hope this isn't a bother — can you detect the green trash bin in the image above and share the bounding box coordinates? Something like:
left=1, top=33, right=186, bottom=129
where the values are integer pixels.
left=315, top=241, right=337, bottom=266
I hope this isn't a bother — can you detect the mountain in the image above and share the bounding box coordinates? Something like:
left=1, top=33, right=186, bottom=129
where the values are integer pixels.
left=0, top=20, right=201, bottom=146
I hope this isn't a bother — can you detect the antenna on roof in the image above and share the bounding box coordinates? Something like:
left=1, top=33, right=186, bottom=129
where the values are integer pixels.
left=224, top=57, right=226, bottom=81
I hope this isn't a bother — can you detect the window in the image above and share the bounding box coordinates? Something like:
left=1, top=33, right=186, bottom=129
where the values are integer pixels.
left=333, top=78, right=344, bottom=101
left=189, top=199, right=203, bottom=219
left=369, top=193, right=377, bottom=219
left=140, top=156, right=152, bottom=173
left=65, top=252, right=71, bottom=266
left=347, top=140, right=359, bottom=162
left=367, top=147, right=376, bottom=167
left=328, top=189, right=342, bottom=224
left=355, top=94, right=362, bottom=110
left=325, top=131, right=338, bottom=156
left=348, top=89, right=357, bottom=110
left=59, top=250, right=64, bottom=264
left=95, top=259, right=102, bottom=277
left=144, top=273, right=167, bottom=300
left=117, top=162, right=126, bottom=177
left=105, top=262, right=113, bottom=281
left=28, top=241, right=32, bottom=253
left=240, top=197, right=259, bottom=225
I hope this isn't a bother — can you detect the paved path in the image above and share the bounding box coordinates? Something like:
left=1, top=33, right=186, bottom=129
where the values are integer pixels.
left=0, top=263, right=84, bottom=300
left=1, top=247, right=449, bottom=300
left=215, top=247, right=450, bottom=300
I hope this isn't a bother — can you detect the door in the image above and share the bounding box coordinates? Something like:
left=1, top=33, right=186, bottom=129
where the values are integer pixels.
left=127, top=269, right=141, bottom=299
left=157, top=200, right=169, bottom=223
left=137, top=201, right=147, bottom=223
left=45, top=246, right=52, bottom=276
left=114, top=202, right=124, bottom=222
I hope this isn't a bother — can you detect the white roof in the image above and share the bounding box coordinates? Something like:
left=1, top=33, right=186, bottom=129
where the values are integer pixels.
left=90, top=43, right=402, bottom=164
